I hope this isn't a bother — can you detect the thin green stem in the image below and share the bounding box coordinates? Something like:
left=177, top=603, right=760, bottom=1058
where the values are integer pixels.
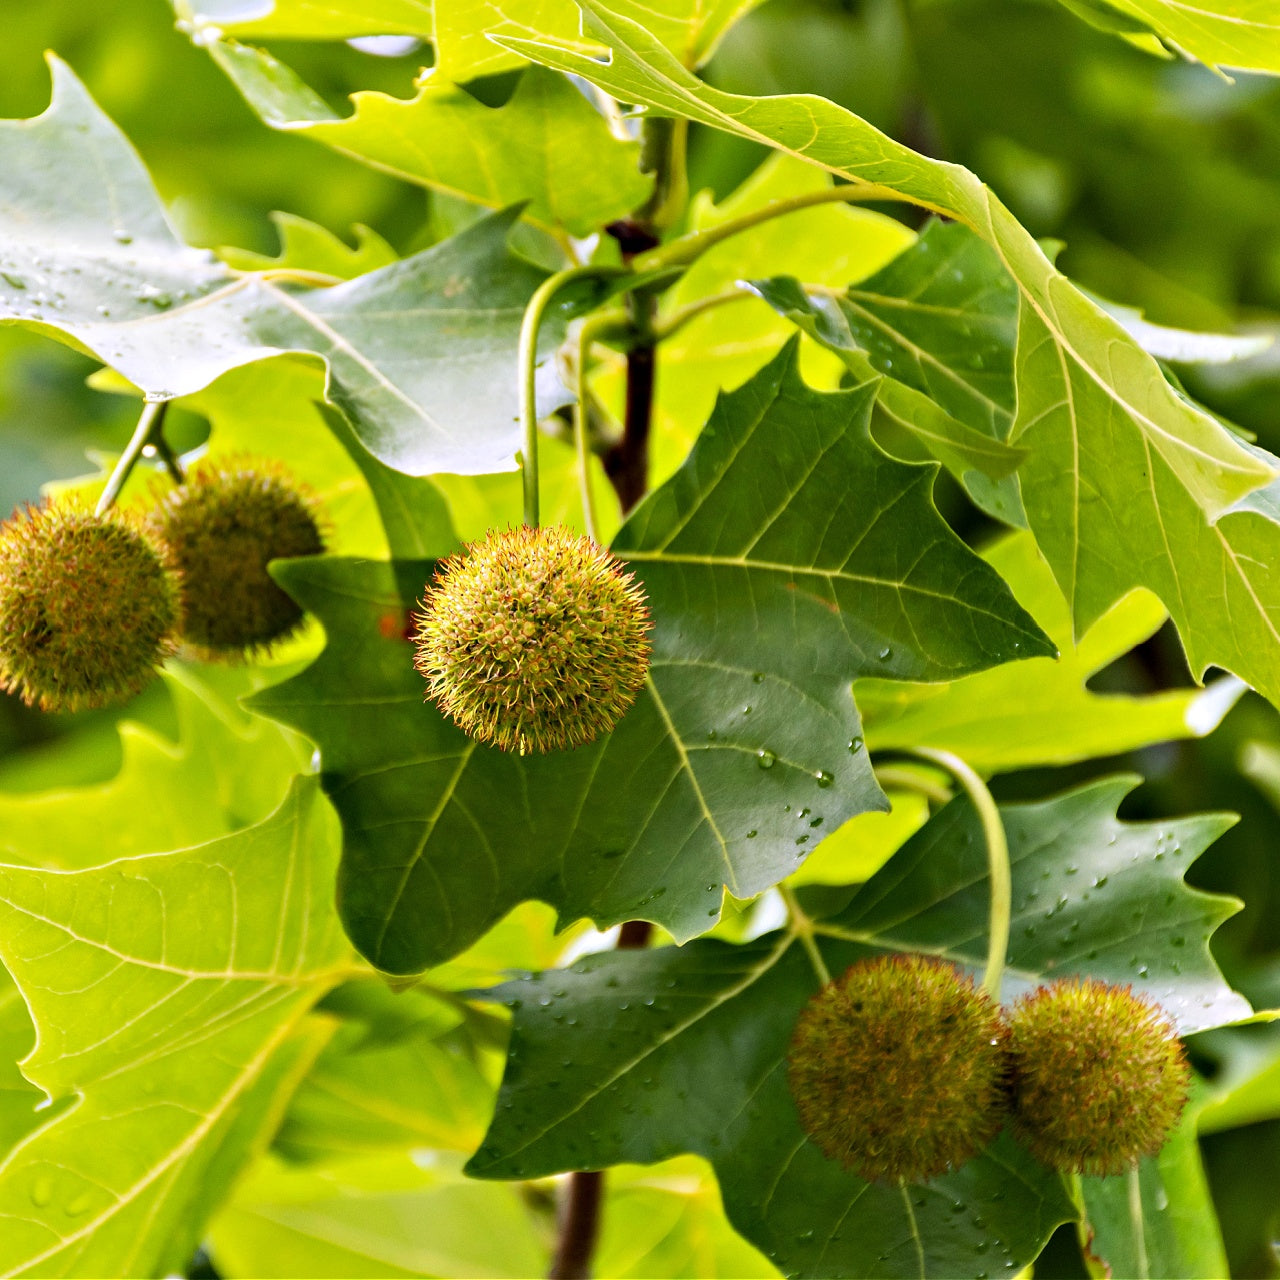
left=649, top=287, right=753, bottom=342
left=885, top=747, right=1010, bottom=1003
left=574, top=313, right=624, bottom=543
left=1128, top=1166, right=1150, bottom=1279
left=518, top=266, right=623, bottom=528
left=95, top=399, right=170, bottom=516
left=150, top=431, right=186, bottom=485
left=872, top=763, right=953, bottom=807
left=632, top=182, right=916, bottom=274
left=636, top=116, right=689, bottom=232
left=781, top=884, right=832, bottom=985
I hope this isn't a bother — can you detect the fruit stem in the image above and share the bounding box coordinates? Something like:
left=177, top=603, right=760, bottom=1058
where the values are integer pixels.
left=575, top=312, right=620, bottom=543
left=518, top=266, right=624, bottom=529
left=547, top=1168, right=603, bottom=1279
left=630, top=183, right=919, bottom=275
left=95, top=399, right=171, bottom=516
left=887, top=747, right=1011, bottom=1003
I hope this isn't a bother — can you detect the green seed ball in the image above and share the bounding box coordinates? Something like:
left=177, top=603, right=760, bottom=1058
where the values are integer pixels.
left=0, top=504, right=177, bottom=712
left=148, top=460, right=325, bottom=660
left=413, top=525, right=652, bottom=754
left=1007, top=977, right=1190, bottom=1176
left=786, top=955, right=1008, bottom=1183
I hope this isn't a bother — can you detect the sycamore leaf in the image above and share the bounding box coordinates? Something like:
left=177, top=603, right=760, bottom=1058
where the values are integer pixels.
left=855, top=532, right=1244, bottom=772
left=207, top=1151, right=548, bottom=1278
left=1076, top=1088, right=1230, bottom=1280
left=498, top=3, right=1280, bottom=708
left=0, top=667, right=309, bottom=868
left=0, top=969, right=43, bottom=1159
left=1058, top=0, right=1280, bottom=75
left=171, top=0, right=434, bottom=40
left=0, top=61, right=561, bottom=476
left=0, top=778, right=350, bottom=1278
left=209, top=47, right=651, bottom=239
left=218, top=213, right=398, bottom=279
left=467, top=777, right=1244, bottom=1277
left=254, top=343, right=1050, bottom=973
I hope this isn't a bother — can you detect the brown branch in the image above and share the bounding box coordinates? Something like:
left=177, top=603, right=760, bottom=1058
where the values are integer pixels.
left=548, top=1169, right=604, bottom=1279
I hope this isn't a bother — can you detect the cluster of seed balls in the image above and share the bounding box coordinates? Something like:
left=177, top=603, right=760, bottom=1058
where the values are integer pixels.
left=787, top=956, right=1190, bottom=1184
left=0, top=460, right=325, bottom=712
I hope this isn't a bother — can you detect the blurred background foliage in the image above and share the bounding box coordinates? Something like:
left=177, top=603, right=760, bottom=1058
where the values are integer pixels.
left=4, top=0, right=1280, bottom=1273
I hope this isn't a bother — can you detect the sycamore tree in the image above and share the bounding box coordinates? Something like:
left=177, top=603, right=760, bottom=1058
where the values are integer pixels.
left=2, top=1, right=1280, bottom=1276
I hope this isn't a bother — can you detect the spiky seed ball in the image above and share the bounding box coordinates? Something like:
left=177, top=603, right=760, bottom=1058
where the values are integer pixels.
left=147, top=459, right=325, bottom=659
left=413, top=525, right=651, bottom=754
left=1007, top=978, right=1190, bottom=1176
left=0, top=504, right=177, bottom=712
left=786, top=956, right=1008, bottom=1183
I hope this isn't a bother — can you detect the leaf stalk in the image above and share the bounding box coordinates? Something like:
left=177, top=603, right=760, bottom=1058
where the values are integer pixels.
left=95, top=399, right=173, bottom=517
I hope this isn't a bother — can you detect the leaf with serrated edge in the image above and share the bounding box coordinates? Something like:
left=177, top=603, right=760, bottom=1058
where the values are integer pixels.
left=209, top=48, right=651, bottom=239
left=0, top=61, right=556, bottom=476
left=0, top=777, right=350, bottom=1277
left=496, top=3, right=1280, bottom=701
left=254, top=342, right=1050, bottom=973
left=855, top=532, right=1244, bottom=772
left=466, top=777, right=1244, bottom=1277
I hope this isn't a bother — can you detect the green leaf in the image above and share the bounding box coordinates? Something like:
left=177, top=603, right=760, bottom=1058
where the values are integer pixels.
left=1058, top=0, right=1280, bottom=76
left=218, top=213, right=398, bottom=279
left=255, top=343, right=1050, bottom=972
left=209, top=47, right=651, bottom=239
left=271, top=986, right=497, bottom=1162
left=467, top=777, right=1244, bottom=1277
left=855, top=532, right=1244, bottom=773
left=173, top=0, right=433, bottom=40
left=0, top=666, right=309, bottom=867
left=0, top=777, right=350, bottom=1277
left=500, top=4, right=1280, bottom=704
left=0, top=62, right=558, bottom=476
left=207, top=1151, right=548, bottom=1278
left=597, top=1156, right=780, bottom=1278
left=0, top=968, right=44, bottom=1159
left=1076, top=1089, right=1229, bottom=1280
left=429, top=0, right=768, bottom=79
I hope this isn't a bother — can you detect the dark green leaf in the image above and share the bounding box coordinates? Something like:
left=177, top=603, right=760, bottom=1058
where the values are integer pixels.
left=467, top=777, right=1244, bottom=1276
left=255, top=343, right=1051, bottom=972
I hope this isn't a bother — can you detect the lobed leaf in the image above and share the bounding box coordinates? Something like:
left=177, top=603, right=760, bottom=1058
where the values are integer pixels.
left=467, top=777, right=1245, bottom=1277
left=208, top=47, right=651, bottom=238
left=499, top=3, right=1280, bottom=708
left=0, top=778, right=350, bottom=1277
left=0, top=62, right=561, bottom=476
left=255, top=343, right=1050, bottom=972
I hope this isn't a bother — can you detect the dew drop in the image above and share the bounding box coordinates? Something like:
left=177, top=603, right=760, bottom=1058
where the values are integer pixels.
left=752, top=672, right=765, bottom=683
left=746, top=829, right=757, bottom=838
left=113, top=228, right=134, bottom=245
left=848, top=737, right=864, bottom=754
left=30, top=1176, right=53, bottom=1207
left=877, top=646, right=892, bottom=661
left=706, top=729, right=718, bottom=741
left=64, top=1192, right=92, bottom=1217
left=815, top=770, right=834, bottom=788
left=756, top=750, right=776, bottom=770
left=1, top=271, right=25, bottom=289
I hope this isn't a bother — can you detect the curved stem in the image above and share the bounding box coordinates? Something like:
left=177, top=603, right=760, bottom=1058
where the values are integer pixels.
left=871, top=763, right=953, bottom=808
left=574, top=314, right=622, bottom=544
left=95, top=399, right=171, bottom=516
left=883, top=747, right=1011, bottom=1003
left=632, top=183, right=917, bottom=275
left=519, top=266, right=625, bottom=528
left=649, top=287, right=753, bottom=343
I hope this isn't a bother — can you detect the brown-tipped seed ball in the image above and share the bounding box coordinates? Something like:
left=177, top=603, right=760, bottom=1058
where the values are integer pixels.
left=0, top=504, right=178, bottom=712
left=1007, top=977, right=1190, bottom=1176
left=786, top=955, right=1008, bottom=1183
left=413, top=525, right=651, bottom=754
left=147, top=459, right=325, bottom=660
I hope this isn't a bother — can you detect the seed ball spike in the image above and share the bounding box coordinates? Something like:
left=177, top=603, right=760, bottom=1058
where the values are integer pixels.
left=0, top=503, right=178, bottom=712
left=147, top=458, right=326, bottom=660
left=786, top=955, right=1009, bottom=1184
left=413, top=525, right=652, bottom=754
left=1007, top=977, right=1190, bottom=1176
